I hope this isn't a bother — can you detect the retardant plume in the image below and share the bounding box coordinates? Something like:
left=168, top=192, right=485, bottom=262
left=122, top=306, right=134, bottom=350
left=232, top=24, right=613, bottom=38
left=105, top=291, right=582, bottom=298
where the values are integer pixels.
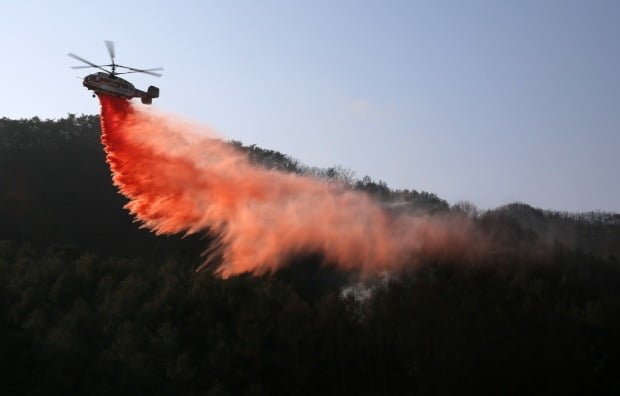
left=98, top=94, right=485, bottom=277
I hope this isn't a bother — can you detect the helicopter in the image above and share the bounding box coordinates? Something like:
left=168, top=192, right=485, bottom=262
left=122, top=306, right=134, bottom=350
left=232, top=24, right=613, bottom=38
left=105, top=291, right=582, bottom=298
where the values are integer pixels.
left=69, top=41, right=163, bottom=104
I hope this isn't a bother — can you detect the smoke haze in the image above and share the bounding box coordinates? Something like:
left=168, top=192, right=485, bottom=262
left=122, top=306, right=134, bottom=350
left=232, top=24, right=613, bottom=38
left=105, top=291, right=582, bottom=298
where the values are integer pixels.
left=99, top=95, right=484, bottom=277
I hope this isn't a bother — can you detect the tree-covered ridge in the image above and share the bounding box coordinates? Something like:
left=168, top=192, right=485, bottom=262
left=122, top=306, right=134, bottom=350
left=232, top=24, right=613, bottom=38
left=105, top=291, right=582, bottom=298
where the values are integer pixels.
left=0, top=114, right=205, bottom=258
left=229, top=140, right=451, bottom=212
left=0, top=114, right=100, bottom=148
left=1, top=113, right=618, bottom=259
left=229, top=139, right=620, bottom=258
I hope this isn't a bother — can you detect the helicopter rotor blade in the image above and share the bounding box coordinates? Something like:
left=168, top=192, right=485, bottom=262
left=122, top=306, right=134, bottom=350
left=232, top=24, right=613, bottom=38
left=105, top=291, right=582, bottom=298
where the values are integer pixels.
left=68, top=53, right=111, bottom=74
left=104, top=40, right=115, bottom=62
left=115, top=70, right=163, bottom=77
left=68, top=53, right=99, bottom=68
left=115, top=64, right=164, bottom=77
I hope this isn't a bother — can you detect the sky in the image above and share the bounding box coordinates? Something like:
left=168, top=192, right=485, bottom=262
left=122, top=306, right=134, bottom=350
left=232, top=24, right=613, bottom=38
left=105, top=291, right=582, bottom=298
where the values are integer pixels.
left=1, top=0, right=619, bottom=213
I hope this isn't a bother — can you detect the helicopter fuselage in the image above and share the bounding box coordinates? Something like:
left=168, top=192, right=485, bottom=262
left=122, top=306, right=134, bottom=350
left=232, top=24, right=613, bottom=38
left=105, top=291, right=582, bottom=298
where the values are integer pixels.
left=83, top=72, right=147, bottom=99
left=82, top=72, right=159, bottom=104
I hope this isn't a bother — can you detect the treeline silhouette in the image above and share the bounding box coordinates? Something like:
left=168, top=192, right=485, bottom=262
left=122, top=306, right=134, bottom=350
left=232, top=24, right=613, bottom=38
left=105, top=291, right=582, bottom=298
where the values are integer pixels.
left=1, top=114, right=619, bottom=394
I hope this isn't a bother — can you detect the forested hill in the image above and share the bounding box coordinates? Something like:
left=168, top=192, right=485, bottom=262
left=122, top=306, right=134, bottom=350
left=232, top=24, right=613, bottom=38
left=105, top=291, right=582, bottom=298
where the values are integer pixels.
left=0, top=114, right=205, bottom=259
left=1, top=114, right=618, bottom=258
left=1, top=114, right=620, bottom=394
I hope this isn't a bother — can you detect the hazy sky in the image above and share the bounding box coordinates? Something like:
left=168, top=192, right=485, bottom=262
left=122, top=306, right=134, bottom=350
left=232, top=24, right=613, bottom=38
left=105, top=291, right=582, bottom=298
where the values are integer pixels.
left=1, top=0, right=618, bottom=212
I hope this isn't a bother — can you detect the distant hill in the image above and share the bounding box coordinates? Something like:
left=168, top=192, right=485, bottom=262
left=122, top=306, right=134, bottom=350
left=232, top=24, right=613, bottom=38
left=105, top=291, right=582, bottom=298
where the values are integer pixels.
left=480, top=202, right=620, bottom=258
